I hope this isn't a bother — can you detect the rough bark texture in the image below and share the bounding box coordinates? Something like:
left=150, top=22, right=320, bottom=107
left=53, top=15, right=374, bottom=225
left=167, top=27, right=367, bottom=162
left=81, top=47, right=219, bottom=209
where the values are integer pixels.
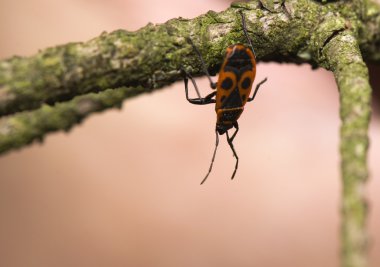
left=0, top=1, right=379, bottom=267
left=0, top=0, right=379, bottom=118
left=325, top=32, right=371, bottom=267
left=0, top=86, right=143, bottom=153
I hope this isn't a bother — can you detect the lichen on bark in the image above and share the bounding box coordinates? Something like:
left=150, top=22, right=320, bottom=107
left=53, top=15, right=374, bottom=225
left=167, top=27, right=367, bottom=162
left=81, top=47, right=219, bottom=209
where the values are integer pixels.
left=322, top=30, right=371, bottom=267
left=0, top=1, right=380, bottom=267
left=0, top=86, right=144, bottom=153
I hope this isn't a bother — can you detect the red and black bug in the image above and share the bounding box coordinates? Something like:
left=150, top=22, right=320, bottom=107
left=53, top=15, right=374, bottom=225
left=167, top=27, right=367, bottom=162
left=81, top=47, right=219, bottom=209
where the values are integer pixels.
left=182, top=11, right=267, bottom=184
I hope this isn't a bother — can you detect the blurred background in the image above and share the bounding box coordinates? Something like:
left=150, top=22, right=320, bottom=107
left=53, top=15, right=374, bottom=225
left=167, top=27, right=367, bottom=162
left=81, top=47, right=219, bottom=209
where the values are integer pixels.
left=0, top=0, right=379, bottom=266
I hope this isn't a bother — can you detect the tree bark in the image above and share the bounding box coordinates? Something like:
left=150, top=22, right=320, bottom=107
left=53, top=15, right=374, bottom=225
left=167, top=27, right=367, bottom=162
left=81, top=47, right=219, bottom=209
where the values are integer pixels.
left=0, top=1, right=379, bottom=266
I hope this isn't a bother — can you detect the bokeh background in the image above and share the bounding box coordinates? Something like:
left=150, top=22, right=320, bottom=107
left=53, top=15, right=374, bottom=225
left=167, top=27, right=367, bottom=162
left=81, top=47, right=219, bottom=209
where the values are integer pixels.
left=0, top=0, right=379, bottom=266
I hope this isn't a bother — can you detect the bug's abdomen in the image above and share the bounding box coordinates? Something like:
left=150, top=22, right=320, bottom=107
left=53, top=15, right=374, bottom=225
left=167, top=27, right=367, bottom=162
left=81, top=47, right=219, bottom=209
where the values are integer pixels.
left=217, top=107, right=244, bottom=125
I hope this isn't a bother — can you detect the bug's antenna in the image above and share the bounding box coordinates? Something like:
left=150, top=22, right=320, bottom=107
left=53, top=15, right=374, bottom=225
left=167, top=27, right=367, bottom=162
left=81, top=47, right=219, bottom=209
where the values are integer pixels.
left=200, top=130, right=219, bottom=184
left=187, top=38, right=217, bottom=89
left=239, top=10, right=256, bottom=57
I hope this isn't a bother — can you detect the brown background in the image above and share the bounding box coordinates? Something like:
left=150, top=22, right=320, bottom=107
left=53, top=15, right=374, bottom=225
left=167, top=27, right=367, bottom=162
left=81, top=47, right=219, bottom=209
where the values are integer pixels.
left=0, top=0, right=379, bottom=266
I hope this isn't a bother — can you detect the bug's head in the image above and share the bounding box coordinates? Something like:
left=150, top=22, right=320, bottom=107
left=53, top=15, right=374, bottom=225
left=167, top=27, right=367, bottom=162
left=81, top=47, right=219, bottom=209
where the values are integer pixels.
left=216, top=123, right=233, bottom=135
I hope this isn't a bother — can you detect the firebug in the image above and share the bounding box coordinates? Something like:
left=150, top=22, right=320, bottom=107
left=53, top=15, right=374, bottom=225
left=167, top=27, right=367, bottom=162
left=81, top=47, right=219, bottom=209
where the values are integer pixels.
left=182, top=11, right=267, bottom=184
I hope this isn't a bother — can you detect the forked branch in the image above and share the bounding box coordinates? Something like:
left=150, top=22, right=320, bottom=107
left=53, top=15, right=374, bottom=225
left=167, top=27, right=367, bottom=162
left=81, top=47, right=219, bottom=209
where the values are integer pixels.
left=0, top=2, right=379, bottom=266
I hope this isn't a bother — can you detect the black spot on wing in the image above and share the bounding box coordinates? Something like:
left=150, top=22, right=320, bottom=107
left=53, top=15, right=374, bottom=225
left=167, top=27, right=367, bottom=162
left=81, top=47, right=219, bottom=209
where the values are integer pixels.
left=241, top=77, right=251, bottom=89
left=221, top=77, right=233, bottom=90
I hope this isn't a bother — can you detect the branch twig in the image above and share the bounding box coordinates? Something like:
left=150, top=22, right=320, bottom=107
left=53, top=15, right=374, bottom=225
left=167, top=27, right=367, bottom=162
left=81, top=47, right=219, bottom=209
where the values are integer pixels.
left=0, top=86, right=144, bottom=154
left=0, top=2, right=380, bottom=266
left=323, top=30, right=371, bottom=267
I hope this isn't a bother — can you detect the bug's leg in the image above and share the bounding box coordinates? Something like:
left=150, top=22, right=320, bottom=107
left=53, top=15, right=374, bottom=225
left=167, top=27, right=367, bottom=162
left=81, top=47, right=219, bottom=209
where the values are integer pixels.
left=230, top=122, right=239, bottom=142
left=182, top=69, right=216, bottom=105
left=187, top=38, right=217, bottom=89
left=204, top=91, right=217, bottom=102
left=183, top=68, right=201, bottom=98
left=248, top=77, right=268, bottom=102
left=226, top=126, right=239, bottom=180
left=200, top=130, right=220, bottom=185
left=239, top=10, right=256, bottom=57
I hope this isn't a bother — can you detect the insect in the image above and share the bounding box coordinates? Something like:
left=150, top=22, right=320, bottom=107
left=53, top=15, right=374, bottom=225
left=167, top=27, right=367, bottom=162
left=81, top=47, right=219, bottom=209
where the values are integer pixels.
left=182, top=11, right=267, bottom=184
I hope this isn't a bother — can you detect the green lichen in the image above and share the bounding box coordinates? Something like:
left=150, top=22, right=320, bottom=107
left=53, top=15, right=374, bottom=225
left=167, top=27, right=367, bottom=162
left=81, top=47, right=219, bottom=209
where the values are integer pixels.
left=1, top=2, right=380, bottom=267
left=0, top=87, right=144, bottom=154
left=1, top=0, right=379, bottom=117
left=321, top=30, right=371, bottom=267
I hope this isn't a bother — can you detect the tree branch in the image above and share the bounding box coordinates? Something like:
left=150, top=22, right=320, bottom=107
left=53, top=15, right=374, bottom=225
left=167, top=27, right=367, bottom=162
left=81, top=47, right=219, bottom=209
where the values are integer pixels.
left=0, top=2, right=379, bottom=266
left=358, top=0, right=380, bottom=61
left=1, top=0, right=379, bottom=118
left=0, top=86, right=144, bottom=154
left=325, top=31, right=371, bottom=267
